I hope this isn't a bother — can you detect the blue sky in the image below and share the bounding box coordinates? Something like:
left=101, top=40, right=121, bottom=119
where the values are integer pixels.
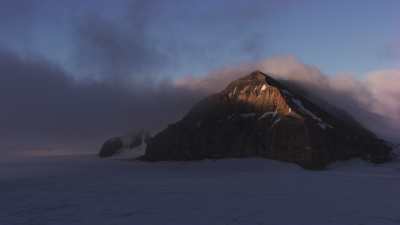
left=1, top=0, right=399, bottom=79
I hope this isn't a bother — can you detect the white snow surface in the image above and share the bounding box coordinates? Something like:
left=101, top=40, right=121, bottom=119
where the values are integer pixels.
left=292, top=98, right=323, bottom=122
left=271, top=117, right=282, bottom=127
left=1, top=155, right=400, bottom=225
left=261, top=84, right=267, bottom=91
left=292, top=98, right=334, bottom=129
left=258, top=111, right=277, bottom=120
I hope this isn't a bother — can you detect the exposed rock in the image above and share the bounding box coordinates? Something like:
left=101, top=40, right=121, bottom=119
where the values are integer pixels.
left=99, top=130, right=151, bottom=158
left=98, top=137, right=124, bottom=158
left=143, top=71, right=392, bottom=169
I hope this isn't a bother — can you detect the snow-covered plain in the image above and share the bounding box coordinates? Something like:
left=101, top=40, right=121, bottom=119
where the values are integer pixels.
left=1, top=154, right=400, bottom=225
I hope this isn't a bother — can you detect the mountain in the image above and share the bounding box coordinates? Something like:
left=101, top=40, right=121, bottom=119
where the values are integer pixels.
left=142, top=71, right=392, bottom=169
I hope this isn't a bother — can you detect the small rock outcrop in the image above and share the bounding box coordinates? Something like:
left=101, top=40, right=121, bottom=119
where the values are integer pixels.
left=98, top=130, right=150, bottom=158
left=98, top=137, right=124, bottom=158
left=143, top=71, right=392, bottom=169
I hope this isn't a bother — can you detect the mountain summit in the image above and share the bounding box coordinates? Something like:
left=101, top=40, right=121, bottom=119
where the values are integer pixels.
left=142, top=71, right=392, bottom=169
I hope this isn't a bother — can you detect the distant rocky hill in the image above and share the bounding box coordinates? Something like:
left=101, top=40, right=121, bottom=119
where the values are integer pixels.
left=141, top=71, right=392, bottom=169
left=98, top=130, right=150, bottom=158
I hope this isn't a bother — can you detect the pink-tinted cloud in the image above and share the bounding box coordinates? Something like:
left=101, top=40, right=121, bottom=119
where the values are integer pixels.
left=366, top=70, right=400, bottom=120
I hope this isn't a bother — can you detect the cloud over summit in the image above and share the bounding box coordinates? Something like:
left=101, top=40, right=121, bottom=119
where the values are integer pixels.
left=177, top=56, right=400, bottom=142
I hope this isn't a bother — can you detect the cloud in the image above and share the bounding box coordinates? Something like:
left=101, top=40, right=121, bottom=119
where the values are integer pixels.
left=71, top=0, right=292, bottom=81
left=0, top=0, right=286, bottom=156
left=2, top=47, right=399, bottom=157
left=75, top=1, right=169, bottom=82
left=176, top=56, right=400, bottom=142
left=1, top=0, right=398, bottom=157
left=0, top=48, right=202, bottom=155
left=365, top=70, right=400, bottom=121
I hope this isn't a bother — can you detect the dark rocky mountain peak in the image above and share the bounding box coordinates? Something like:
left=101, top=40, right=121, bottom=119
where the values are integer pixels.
left=141, top=71, right=392, bottom=169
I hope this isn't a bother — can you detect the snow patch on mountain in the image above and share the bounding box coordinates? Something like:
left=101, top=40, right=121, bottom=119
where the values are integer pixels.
left=261, top=84, right=267, bottom=91
left=258, top=111, right=277, bottom=120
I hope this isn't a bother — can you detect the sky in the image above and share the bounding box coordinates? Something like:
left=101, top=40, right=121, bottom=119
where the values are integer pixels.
left=2, top=0, right=400, bottom=76
left=1, top=0, right=399, bottom=155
